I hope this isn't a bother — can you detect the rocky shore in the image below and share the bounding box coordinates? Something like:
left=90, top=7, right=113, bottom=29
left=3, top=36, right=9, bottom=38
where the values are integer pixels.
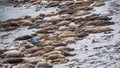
left=0, top=0, right=120, bottom=68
